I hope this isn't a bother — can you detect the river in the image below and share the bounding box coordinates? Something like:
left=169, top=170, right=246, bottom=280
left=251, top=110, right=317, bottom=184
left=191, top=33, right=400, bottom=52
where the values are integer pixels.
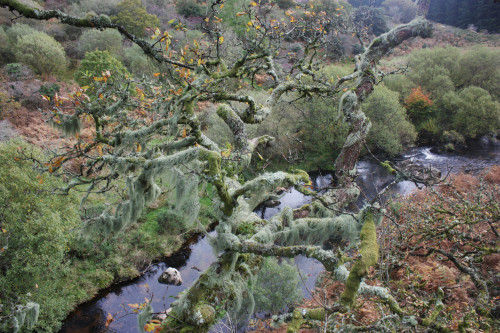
left=59, top=141, right=500, bottom=333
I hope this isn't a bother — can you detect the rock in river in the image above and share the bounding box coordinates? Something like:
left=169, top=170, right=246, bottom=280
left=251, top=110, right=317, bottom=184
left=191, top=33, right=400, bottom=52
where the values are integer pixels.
left=158, top=267, right=182, bottom=285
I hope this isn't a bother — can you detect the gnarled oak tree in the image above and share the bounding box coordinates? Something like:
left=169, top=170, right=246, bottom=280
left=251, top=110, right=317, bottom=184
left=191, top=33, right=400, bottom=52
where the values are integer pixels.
left=0, top=1, right=438, bottom=332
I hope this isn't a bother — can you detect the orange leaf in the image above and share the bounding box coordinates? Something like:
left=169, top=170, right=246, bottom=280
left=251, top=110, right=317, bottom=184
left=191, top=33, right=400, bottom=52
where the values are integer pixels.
left=236, top=12, right=246, bottom=17
left=153, top=72, right=161, bottom=77
left=105, top=313, right=114, bottom=328
left=182, top=127, right=187, bottom=138
left=137, top=143, right=142, bottom=153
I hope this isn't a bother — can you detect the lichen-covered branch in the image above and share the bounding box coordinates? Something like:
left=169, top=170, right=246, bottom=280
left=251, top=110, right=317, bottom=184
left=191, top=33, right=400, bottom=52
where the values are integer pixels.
left=340, top=210, right=379, bottom=307
left=334, top=18, right=432, bottom=185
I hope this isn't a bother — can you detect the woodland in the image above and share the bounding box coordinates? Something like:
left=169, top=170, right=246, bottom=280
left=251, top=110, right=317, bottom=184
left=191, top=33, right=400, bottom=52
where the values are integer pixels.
left=0, top=0, right=499, bottom=332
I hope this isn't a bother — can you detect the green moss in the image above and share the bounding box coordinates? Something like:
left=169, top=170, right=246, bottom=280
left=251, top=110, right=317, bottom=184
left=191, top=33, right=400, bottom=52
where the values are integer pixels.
left=340, top=210, right=379, bottom=307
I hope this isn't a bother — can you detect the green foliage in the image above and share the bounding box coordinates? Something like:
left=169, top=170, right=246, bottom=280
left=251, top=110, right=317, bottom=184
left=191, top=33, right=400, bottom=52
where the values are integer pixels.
left=78, top=28, right=124, bottom=57
left=253, top=257, right=302, bottom=313
left=453, top=46, right=500, bottom=100
left=176, top=0, right=206, bottom=17
left=74, top=50, right=130, bottom=86
left=14, top=31, right=67, bottom=75
left=111, top=0, right=160, bottom=37
left=0, top=27, right=14, bottom=65
left=386, top=46, right=500, bottom=140
left=5, top=63, right=23, bottom=78
left=123, top=44, right=158, bottom=76
left=442, top=87, right=500, bottom=139
left=407, top=47, right=460, bottom=94
left=68, top=0, right=121, bottom=17
left=39, top=83, right=60, bottom=100
left=442, top=130, right=465, bottom=145
left=157, top=210, right=183, bottom=234
left=363, top=85, right=417, bottom=155
left=5, top=23, right=37, bottom=44
left=382, top=73, right=414, bottom=103
left=0, top=140, right=80, bottom=332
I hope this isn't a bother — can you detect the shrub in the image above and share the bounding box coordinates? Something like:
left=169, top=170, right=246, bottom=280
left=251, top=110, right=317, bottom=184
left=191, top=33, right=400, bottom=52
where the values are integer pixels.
left=383, top=74, right=414, bottom=103
left=0, top=27, right=14, bottom=65
left=5, top=63, right=23, bottom=77
left=68, top=0, right=121, bottom=16
left=78, top=28, right=124, bottom=58
left=123, top=44, right=158, bottom=76
left=14, top=31, right=67, bottom=75
left=6, top=23, right=37, bottom=44
left=0, top=140, right=80, bottom=332
left=442, top=130, right=465, bottom=145
left=176, top=0, right=206, bottom=17
left=111, top=0, right=160, bottom=37
left=453, top=46, right=500, bottom=100
left=404, top=86, right=433, bottom=125
left=445, top=87, right=500, bottom=138
left=39, top=83, right=61, bottom=100
left=74, top=50, right=130, bottom=86
left=157, top=210, right=184, bottom=234
left=253, top=257, right=303, bottom=313
left=363, top=84, right=417, bottom=155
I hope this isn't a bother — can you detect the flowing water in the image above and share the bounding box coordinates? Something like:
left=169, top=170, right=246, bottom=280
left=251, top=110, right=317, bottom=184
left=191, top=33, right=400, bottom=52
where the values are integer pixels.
left=59, top=141, right=500, bottom=333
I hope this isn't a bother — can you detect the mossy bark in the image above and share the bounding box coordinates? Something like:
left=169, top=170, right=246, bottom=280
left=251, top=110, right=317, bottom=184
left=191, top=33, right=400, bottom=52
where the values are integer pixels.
left=340, top=211, right=379, bottom=307
left=287, top=308, right=326, bottom=333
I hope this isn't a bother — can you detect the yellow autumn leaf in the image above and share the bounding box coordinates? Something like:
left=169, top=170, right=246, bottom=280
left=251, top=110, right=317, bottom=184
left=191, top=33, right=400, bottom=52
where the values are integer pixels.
left=1, top=228, right=6, bottom=233
left=128, top=303, right=140, bottom=309
left=105, top=313, right=114, bottom=328
left=137, top=143, right=142, bottom=152
left=247, top=21, right=253, bottom=26
left=250, top=1, right=257, bottom=6
left=219, top=36, right=224, bottom=44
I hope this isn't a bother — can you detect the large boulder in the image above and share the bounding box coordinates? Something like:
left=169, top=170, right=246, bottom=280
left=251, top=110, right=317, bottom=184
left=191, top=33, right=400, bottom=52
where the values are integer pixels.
left=158, top=267, right=182, bottom=285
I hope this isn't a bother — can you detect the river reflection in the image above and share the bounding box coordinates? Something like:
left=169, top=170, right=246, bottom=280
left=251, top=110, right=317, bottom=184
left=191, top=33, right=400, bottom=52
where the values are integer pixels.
left=59, top=232, right=217, bottom=333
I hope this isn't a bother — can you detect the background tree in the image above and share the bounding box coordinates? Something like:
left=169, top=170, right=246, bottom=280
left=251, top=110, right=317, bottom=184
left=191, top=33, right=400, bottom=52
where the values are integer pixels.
left=111, top=0, right=160, bottom=37
left=77, top=28, right=124, bottom=58
left=14, top=31, right=67, bottom=75
left=74, top=50, right=129, bottom=86
left=364, top=84, right=416, bottom=155
left=442, top=86, right=500, bottom=138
